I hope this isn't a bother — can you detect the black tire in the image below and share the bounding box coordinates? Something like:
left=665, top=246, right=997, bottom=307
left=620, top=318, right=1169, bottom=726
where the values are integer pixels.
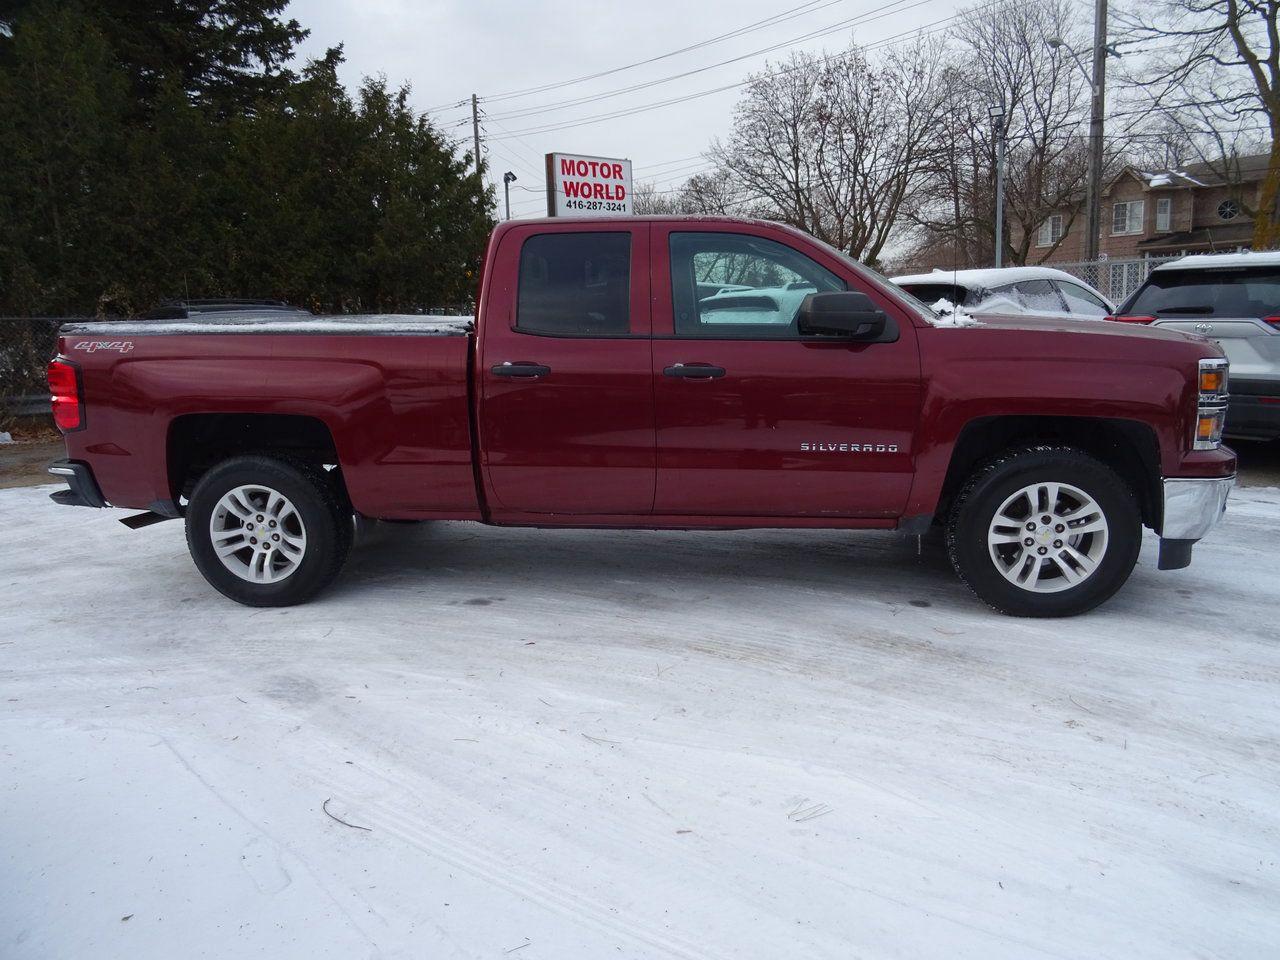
left=946, top=445, right=1142, bottom=617
left=185, top=455, right=353, bottom=607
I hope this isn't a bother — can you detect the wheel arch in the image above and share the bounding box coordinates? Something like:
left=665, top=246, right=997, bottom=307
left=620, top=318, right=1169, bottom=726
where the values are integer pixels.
left=932, top=415, right=1162, bottom=529
left=167, top=413, right=348, bottom=506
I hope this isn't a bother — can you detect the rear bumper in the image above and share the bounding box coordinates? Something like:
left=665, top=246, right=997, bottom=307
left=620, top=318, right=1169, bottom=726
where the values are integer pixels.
left=47, top=459, right=108, bottom=508
left=1226, top=381, right=1280, bottom=440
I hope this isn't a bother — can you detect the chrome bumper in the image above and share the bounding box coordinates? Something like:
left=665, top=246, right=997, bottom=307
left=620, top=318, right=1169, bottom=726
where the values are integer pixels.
left=1160, top=475, right=1234, bottom=541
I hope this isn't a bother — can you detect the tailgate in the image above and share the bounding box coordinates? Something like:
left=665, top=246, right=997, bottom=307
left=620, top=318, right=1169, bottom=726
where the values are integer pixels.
left=1152, top=316, right=1280, bottom=380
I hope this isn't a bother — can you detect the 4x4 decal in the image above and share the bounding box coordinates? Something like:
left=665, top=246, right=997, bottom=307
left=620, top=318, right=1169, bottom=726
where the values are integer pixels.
left=72, top=340, right=135, bottom=354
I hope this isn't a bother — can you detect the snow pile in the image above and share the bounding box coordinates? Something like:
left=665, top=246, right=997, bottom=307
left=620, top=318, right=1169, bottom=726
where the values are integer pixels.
left=3, top=482, right=1278, bottom=959
left=925, top=298, right=982, bottom=326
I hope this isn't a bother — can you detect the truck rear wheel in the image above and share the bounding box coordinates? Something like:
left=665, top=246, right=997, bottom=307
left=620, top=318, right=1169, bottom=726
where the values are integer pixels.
left=185, top=455, right=352, bottom=607
left=946, top=446, right=1141, bottom=617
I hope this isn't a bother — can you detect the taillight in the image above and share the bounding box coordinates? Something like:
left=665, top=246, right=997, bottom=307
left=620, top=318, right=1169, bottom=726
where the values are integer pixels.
left=1263, top=315, right=1280, bottom=328
left=48, top=359, right=84, bottom=432
left=1105, top=315, right=1156, bottom=324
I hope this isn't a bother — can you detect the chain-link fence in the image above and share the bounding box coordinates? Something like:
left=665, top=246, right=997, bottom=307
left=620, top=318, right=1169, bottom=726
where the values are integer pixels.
left=1, top=318, right=77, bottom=429
left=1049, top=255, right=1183, bottom=306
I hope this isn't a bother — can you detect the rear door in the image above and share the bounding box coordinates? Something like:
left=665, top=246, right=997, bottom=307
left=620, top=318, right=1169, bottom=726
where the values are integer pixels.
left=649, top=224, right=921, bottom=518
left=476, top=223, right=654, bottom=515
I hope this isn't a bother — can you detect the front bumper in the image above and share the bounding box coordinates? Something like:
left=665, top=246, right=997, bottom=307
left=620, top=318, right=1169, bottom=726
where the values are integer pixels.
left=47, top=459, right=108, bottom=508
left=1156, top=475, right=1234, bottom=570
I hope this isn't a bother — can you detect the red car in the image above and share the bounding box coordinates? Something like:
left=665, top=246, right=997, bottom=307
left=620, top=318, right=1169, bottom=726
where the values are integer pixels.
left=46, top=217, right=1235, bottom=616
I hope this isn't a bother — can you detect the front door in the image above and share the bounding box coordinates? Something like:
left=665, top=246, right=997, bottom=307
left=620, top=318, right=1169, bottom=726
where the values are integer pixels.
left=477, top=223, right=654, bottom=516
left=650, top=224, right=921, bottom=518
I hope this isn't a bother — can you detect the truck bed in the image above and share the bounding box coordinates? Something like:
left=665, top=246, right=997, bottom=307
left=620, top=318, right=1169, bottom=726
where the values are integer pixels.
left=56, top=313, right=480, bottom=519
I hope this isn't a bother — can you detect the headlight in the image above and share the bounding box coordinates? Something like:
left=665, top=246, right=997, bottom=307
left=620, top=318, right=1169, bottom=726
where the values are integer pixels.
left=1194, top=358, right=1229, bottom=450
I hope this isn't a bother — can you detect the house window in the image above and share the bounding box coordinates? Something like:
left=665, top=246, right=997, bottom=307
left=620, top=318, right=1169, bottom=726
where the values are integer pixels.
left=1218, top=199, right=1240, bottom=221
left=1156, top=197, right=1171, bottom=232
left=1037, top=214, right=1065, bottom=247
left=1112, top=200, right=1145, bottom=235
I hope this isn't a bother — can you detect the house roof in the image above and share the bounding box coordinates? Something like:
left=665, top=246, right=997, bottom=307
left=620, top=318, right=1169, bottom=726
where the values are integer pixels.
left=1137, top=222, right=1255, bottom=251
left=1105, top=151, right=1270, bottom=196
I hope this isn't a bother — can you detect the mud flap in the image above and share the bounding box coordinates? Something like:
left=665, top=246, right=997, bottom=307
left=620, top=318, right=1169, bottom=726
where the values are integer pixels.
left=1157, top=538, right=1195, bottom=571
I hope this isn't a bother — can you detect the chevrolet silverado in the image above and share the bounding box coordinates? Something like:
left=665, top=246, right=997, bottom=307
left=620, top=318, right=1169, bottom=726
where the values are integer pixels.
left=46, top=217, right=1236, bottom=616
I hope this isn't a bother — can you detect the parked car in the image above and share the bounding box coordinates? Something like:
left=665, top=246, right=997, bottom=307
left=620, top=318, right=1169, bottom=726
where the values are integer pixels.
left=46, top=216, right=1234, bottom=617
left=892, top=266, right=1114, bottom=321
left=1108, top=251, right=1280, bottom=441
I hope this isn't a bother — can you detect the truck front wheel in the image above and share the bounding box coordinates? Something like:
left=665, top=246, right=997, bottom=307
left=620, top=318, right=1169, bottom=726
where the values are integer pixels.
left=185, top=455, right=353, bottom=607
left=946, top=446, right=1142, bottom=617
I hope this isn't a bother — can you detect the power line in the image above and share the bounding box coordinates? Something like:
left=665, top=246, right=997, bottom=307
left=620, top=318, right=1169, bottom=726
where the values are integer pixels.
left=446, top=0, right=844, bottom=107
left=634, top=153, right=709, bottom=173
left=483, top=0, right=935, bottom=123
left=488, top=2, right=999, bottom=141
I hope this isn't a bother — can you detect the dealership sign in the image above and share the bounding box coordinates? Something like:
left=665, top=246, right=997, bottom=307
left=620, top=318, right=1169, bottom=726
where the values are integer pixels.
left=545, top=152, right=632, bottom=217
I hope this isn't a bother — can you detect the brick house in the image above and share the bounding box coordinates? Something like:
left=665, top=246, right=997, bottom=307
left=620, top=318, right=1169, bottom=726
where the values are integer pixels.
left=1021, top=152, right=1266, bottom=265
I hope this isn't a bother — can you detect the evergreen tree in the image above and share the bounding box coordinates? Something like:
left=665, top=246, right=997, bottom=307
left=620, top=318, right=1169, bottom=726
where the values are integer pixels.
left=0, top=2, right=132, bottom=313
left=0, top=0, right=307, bottom=118
left=0, top=2, right=495, bottom=316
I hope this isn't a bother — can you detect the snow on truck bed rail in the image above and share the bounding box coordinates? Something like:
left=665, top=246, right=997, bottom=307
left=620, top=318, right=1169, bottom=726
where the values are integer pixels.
left=62, top=313, right=474, bottom=337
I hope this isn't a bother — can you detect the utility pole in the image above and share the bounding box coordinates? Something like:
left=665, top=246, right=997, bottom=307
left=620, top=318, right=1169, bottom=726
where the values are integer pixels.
left=989, top=102, right=1006, bottom=268
left=1049, top=14, right=1116, bottom=263
left=471, top=93, right=482, bottom=179
left=1085, top=0, right=1108, bottom=262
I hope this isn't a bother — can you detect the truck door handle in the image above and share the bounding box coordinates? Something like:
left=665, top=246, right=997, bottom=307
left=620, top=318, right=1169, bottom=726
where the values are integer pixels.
left=491, top=362, right=551, bottom=378
left=663, top=363, right=725, bottom=380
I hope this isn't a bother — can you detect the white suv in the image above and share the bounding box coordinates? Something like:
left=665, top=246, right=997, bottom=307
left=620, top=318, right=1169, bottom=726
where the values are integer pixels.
left=892, top=266, right=1114, bottom=322
left=1112, top=252, right=1280, bottom=441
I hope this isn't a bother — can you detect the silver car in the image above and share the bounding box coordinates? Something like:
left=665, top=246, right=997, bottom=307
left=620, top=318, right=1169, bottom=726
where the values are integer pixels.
left=1114, top=252, right=1280, bottom=441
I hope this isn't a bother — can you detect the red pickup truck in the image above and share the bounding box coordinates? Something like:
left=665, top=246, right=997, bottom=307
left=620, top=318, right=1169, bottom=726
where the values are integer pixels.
left=46, top=216, right=1235, bottom=616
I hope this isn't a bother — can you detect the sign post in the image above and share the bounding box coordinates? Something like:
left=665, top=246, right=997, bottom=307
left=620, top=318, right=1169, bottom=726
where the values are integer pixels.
left=545, top=152, right=633, bottom=217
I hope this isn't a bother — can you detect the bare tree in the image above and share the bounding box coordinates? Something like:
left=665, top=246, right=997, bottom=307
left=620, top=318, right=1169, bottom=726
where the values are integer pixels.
left=631, top=181, right=684, bottom=215
left=1120, top=0, right=1280, bottom=245
left=708, top=38, right=949, bottom=267
left=631, top=169, right=749, bottom=215
left=907, top=0, right=1095, bottom=267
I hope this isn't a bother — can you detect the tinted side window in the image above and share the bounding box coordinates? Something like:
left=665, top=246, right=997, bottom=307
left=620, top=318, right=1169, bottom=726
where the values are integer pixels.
left=670, top=232, right=846, bottom=339
left=517, top=232, right=631, bottom=336
left=898, top=283, right=968, bottom=307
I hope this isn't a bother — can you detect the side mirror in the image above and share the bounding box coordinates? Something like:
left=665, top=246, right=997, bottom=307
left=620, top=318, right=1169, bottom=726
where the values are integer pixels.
left=797, top=291, right=893, bottom=341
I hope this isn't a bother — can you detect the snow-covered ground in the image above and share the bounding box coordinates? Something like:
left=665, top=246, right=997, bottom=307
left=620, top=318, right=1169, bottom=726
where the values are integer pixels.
left=2, top=482, right=1278, bottom=960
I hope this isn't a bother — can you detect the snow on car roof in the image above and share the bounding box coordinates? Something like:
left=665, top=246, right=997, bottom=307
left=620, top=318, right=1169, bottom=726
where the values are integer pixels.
left=891, top=265, right=1096, bottom=290
left=1155, top=250, right=1280, bottom=271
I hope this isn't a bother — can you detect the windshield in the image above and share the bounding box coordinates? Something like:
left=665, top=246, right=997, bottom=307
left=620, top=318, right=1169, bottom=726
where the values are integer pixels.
left=1125, top=267, right=1280, bottom=318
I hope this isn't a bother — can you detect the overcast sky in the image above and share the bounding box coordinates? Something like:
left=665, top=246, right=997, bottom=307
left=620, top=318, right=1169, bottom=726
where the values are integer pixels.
left=289, top=0, right=969, bottom=217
